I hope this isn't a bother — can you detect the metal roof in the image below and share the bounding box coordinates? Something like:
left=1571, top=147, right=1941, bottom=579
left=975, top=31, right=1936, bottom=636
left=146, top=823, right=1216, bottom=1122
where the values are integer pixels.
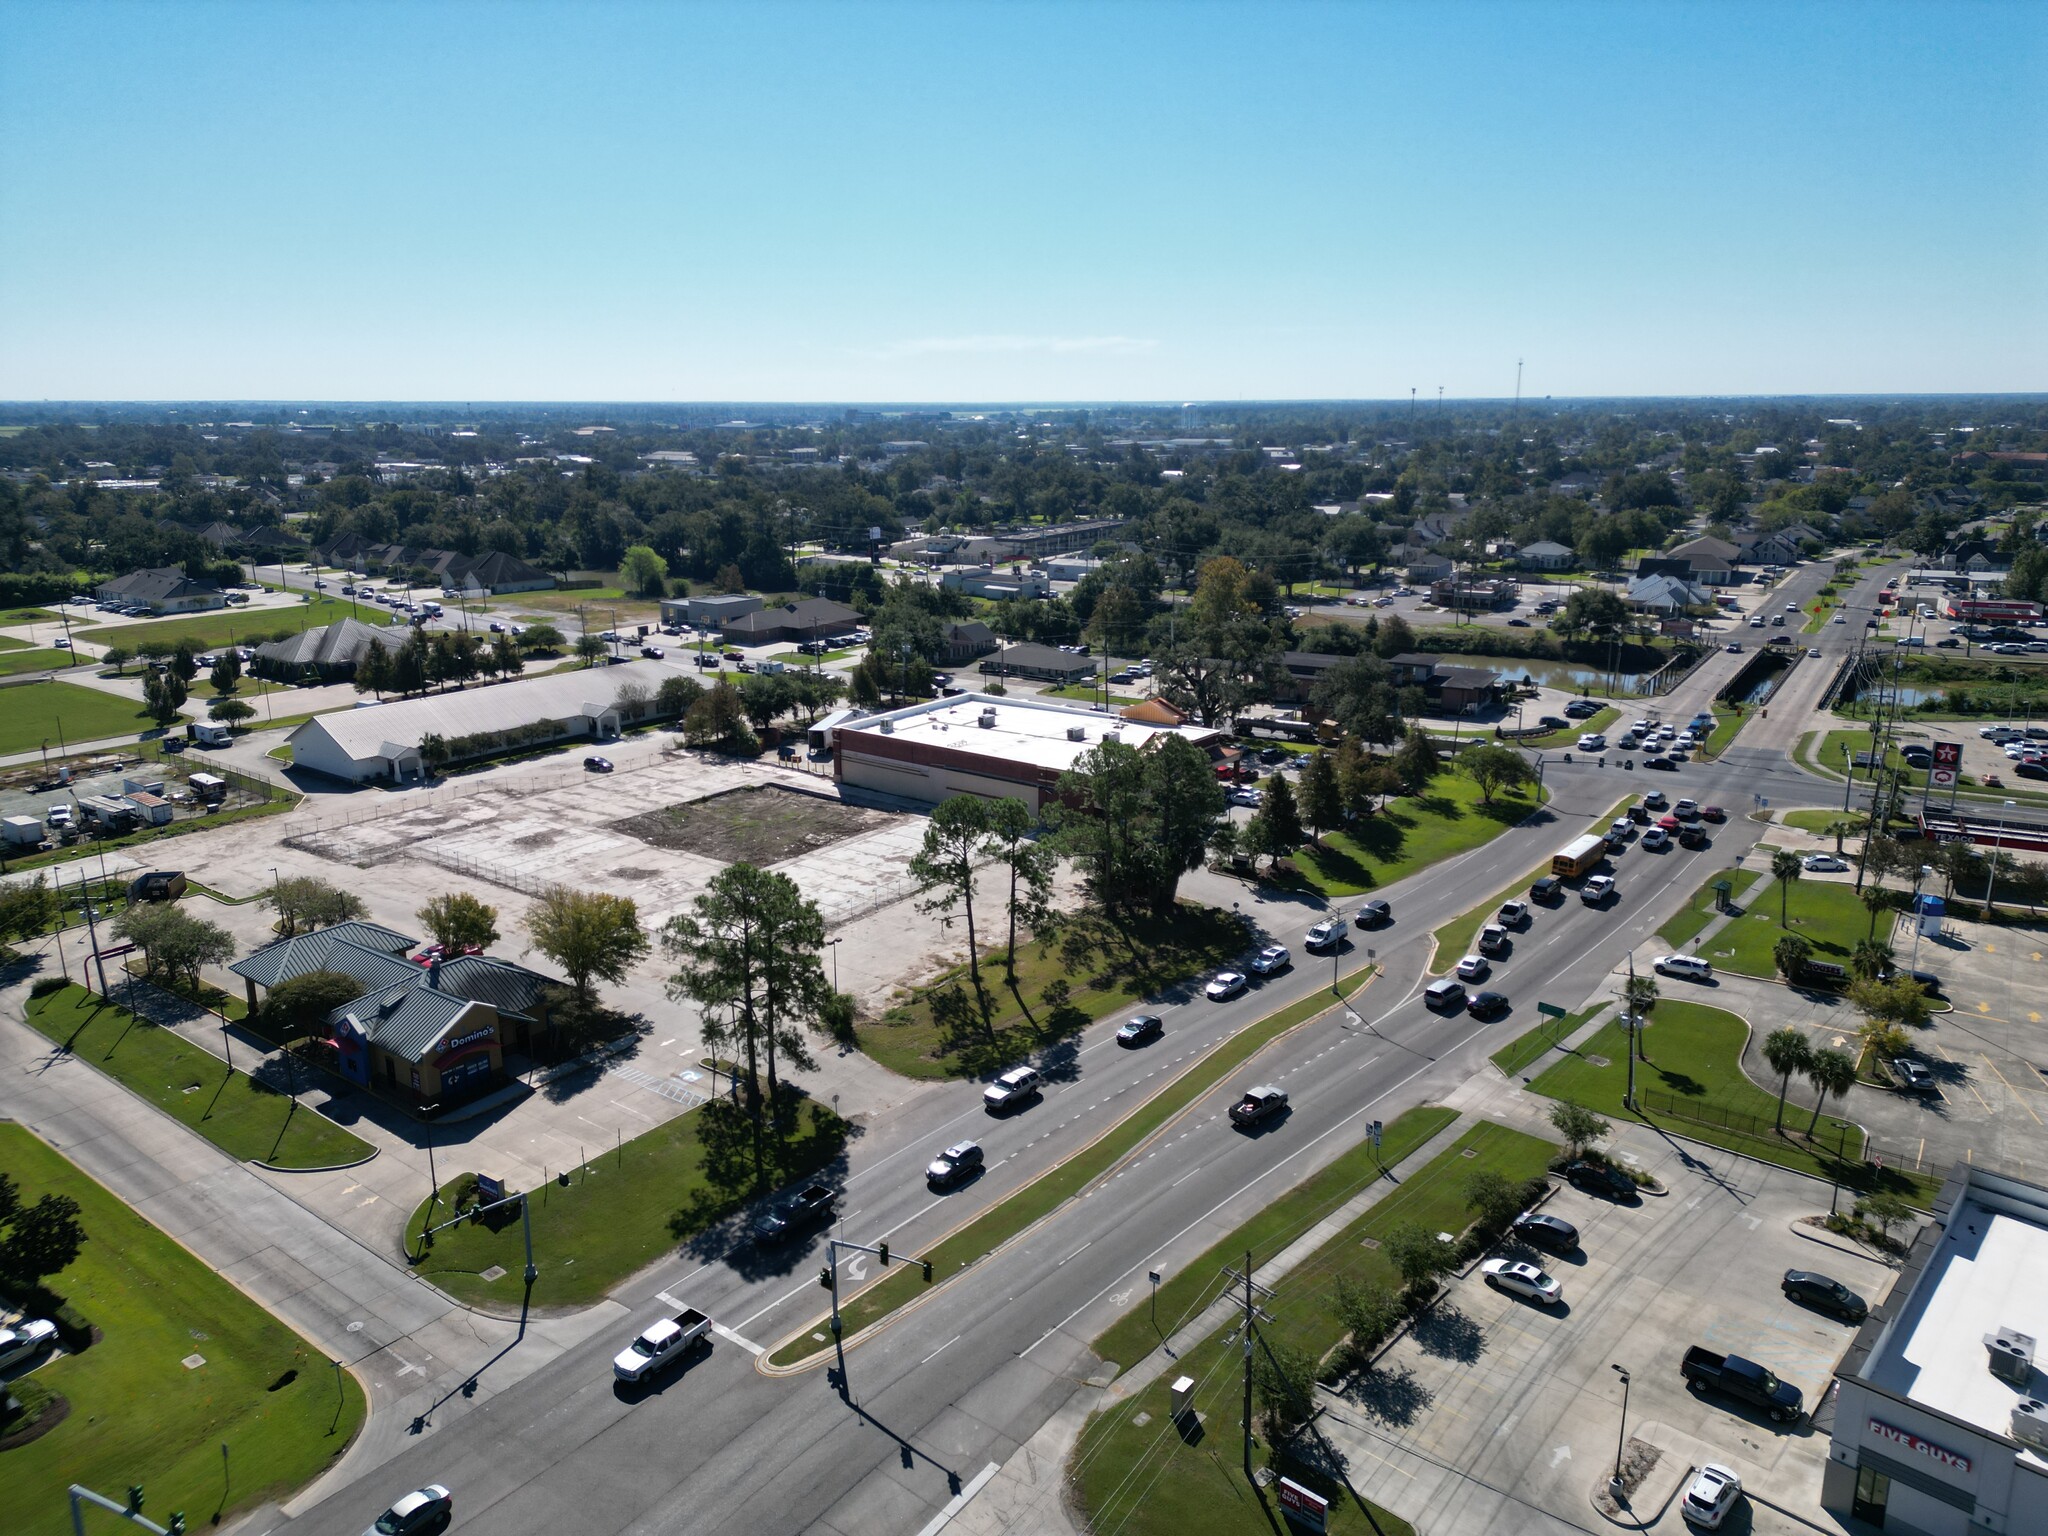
left=431, top=955, right=559, bottom=1020
left=285, top=660, right=673, bottom=760
left=229, top=925, right=420, bottom=990
left=333, top=983, right=480, bottom=1063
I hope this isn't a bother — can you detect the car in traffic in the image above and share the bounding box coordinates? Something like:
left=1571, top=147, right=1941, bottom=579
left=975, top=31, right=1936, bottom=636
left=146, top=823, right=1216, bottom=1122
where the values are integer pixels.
left=1580, top=875, right=1616, bottom=905
left=1304, top=918, right=1344, bottom=951
left=612, top=1307, right=711, bottom=1382
left=1511, top=1210, right=1579, bottom=1254
left=1229, top=1085, right=1289, bottom=1128
left=1455, top=953, right=1491, bottom=981
left=1678, top=825, right=1709, bottom=848
left=1479, top=1258, right=1562, bottom=1305
left=1802, top=853, right=1848, bottom=873
left=1641, top=790, right=1668, bottom=810
left=583, top=755, right=614, bottom=773
left=1654, top=953, right=1713, bottom=981
left=1424, top=978, right=1467, bottom=1011
left=926, top=1140, right=985, bottom=1187
left=1576, top=733, right=1607, bottom=752
left=1530, top=874, right=1563, bottom=903
left=1477, top=923, right=1511, bottom=957
left=1679, top=1463, right=1743, bottom=1529
left=1248, top=944, right=1291, bottom=976
left=1495, top=898, right=1529, bottom=929
left=1116, top=1014, right=1164, bottom=1047
left=1563, top=1159, right=1637, bottom=1200
left=1640, top=826, right=1670, bottom=851
left=641, top=645, right=665, bottom=659
left=366, top=1485, right=454, bottom=1536
left=753, top=1182, right=836, bottom=1242
left=1701, top=804, right=1725, bottom=822
left=1466, top=989, right=1510, bottom=1019
left=1205, top=970, right=1248, bottom=1001
left=983, top=1067, right=1042, bottom=1112
left=1354, top=898, right=1391, bottom=927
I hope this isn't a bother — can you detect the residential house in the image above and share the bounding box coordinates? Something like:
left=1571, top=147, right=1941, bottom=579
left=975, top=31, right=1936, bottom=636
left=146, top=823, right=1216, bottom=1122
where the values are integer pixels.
left=1662, top=535, right=1740, bottom=585
left=1516, top=541, right=1575, bottom=571
left=938, top=620, right=999, bottom=665
left=1382, top=653, right=1503, bottom=714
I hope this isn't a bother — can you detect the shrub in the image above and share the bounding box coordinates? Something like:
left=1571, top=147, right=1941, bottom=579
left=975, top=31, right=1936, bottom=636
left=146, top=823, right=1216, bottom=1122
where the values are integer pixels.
left=29, top=976, right=69, bottom=998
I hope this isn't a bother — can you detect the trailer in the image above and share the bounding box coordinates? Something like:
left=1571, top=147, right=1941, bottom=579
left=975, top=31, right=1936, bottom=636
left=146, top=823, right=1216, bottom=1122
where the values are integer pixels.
left=2, top=815, right=46, bottom=849
left=187, top=773, right=228, bottom=804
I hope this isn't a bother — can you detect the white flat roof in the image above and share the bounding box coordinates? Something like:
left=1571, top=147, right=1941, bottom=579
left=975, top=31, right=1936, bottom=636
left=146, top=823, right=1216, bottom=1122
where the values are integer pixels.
left=837, top=692, right=1220, bottom=774
left=1869, top=1189, right=2048, bottom=1438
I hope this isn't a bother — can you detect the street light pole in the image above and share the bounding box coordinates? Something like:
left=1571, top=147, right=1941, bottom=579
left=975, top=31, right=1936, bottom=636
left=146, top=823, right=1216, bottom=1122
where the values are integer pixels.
left=1908, top=863, right=1934, bottom=975
left=1983, top=800, right=2015, bottom=916
left=1610, top=1363, right=1632, bottom=1495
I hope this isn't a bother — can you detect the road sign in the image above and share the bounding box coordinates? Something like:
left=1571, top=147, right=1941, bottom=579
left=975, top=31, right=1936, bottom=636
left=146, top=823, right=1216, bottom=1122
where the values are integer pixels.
left=1537, top=1002, right=1566, bottom=1019
left=1934, top=741, right=1962, bottom=767
left=1369, top=1120, right=1382, bottom=1150
left=1932, top=769, right=1957, bottom=789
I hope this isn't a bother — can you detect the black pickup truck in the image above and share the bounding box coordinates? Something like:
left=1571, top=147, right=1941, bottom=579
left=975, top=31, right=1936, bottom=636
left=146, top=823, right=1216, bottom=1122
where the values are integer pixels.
left=1681, top=1346, right=1803, bottom=1422
left=753, top=1182, right=836, bottom=1244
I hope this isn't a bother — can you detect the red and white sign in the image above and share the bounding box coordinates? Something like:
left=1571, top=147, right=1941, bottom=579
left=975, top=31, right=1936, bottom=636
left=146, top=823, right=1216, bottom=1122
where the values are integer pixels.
left=1933, top=742, right=1962, bottom=767
left=1932, top=769, right=1957, bottom=789
left=1868, top=1417, right=1971, bottom=1474
left=1277, top=1477, right=1329, bottom=1531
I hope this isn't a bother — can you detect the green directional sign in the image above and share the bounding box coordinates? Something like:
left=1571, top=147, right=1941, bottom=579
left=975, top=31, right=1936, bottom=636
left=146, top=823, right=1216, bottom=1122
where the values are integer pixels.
left=1537, top=1002, right=1566, bottom=1019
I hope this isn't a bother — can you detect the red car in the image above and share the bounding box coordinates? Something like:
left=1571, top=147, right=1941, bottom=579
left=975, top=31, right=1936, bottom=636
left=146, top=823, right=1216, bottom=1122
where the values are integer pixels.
left=1657, top=814, right=1680, bottom=831
left=1701, top=805, right=1726, bottom=822
left=413, top=943, right=483, bottom=965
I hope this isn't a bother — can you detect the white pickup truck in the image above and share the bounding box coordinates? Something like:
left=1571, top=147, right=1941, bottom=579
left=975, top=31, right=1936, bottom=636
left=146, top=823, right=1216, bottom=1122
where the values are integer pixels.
left=612, top=1308, right=711, bottom=1382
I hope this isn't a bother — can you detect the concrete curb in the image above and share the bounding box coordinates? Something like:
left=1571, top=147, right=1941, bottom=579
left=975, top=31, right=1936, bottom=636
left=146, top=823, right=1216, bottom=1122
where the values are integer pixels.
left=755, top=967, right=1384, bottom=1376
left=254, top=1146, right=380, bottom=1173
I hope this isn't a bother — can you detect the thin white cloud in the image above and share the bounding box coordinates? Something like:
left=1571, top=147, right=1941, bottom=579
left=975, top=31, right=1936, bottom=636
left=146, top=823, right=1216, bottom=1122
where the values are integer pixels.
left=883, top=334, right=1158, bottom=358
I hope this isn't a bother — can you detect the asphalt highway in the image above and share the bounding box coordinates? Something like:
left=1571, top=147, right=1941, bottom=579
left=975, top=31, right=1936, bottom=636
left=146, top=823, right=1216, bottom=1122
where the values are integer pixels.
left=277, top=556, right=1906, bottom=1536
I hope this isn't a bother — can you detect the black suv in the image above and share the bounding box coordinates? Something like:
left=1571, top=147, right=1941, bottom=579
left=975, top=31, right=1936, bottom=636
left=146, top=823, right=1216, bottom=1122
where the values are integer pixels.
left=1563, top=1160, right=1638, bottom=1201
left=1353, top=899, right=1392, bottom=927
left=1530, top=875, right=1563, bottom=904
left=1511, top=1211, right=1579, bottom=1254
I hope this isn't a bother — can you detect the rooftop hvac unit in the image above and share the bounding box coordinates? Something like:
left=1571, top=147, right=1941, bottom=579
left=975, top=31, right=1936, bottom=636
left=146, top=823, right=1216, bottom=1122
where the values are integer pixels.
left=1987, top=1327, right=2038, bottom=1386
left=978, top=709, right=997, bottom=728
left=2013, top=1399, right=2048, bottom=1451
left=1066, top=725, right=1086, bottom=742
left=879, top=719, right=894, bottom=734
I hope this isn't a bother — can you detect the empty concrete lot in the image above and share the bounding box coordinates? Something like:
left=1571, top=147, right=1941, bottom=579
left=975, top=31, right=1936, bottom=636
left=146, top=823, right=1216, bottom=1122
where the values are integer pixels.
left=282, top=751, right=930, bottom=928
left=1322, top=1137, right=1901, bottom=1536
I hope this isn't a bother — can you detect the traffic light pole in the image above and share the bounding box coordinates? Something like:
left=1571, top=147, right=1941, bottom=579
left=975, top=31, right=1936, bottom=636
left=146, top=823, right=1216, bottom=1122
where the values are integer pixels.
left=70, top=1483, right=183, bottom=1535
left=818, top=1235, right=933, bottom=1399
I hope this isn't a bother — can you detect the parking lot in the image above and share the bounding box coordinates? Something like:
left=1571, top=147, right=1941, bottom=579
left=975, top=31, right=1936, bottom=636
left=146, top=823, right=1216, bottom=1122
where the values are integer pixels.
left=1321, top=1123, right=1898, bottom=1535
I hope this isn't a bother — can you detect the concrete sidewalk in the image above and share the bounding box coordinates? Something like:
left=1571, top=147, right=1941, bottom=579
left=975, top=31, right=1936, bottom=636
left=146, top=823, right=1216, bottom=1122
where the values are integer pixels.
left=0, top=971, right=622, bottom=1517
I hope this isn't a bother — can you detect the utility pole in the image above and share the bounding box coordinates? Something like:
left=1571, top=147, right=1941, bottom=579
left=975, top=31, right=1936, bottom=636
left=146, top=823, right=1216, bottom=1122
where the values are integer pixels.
left=1623, top=953, right=1639, bottom=1111
left=1219, top=1250, right=1273, bottom=1477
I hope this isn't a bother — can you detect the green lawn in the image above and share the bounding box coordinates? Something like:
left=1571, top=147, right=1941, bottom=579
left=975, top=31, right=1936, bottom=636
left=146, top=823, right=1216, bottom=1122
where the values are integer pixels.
left=1779, top=809, right=1862, bottom=836
left=1039, top=682, right=1144, bottom=705
left=0, top=680, right=155, bottom=755
left=1072, top=1121, right=1554, bottom=1536
left=1283, top=767, right=1543, bottom=899
left=1527, top=999, right=1936, bottom=1203
left=762, top=647, right=858, bottom=664
left=2, top=1125, right=367, bottom=1536
left=24, top=986, right=372, bottom=1170
left=98, top=597, right=362, bottom=656
left=860, top=905, right=1252, bottom=1080
left=1489, top=1004, right=1610, bottom=1080
left=1711, top=875, right=1881, bottom=976
left=769, top=969, right=1377, bottom=1367
left=0, top=605, right=95, bottom=626
left=0, top=645, right=86, bottom=678
left=410, top=1098, right=850, bottom=1308
left=1090, top=1104, right=1458, bottom=1372
left=1701, top=701, right=1746, bottom=758
left=1523, top=704, right=1619, bottom=750
left=1656, top=864, right=1765, bottom=947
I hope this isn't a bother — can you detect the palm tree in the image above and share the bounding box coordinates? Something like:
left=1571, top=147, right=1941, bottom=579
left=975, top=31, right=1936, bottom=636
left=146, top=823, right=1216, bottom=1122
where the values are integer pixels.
left=1762, top=1027, right=1812, bottom=1131
left=1770, top=848, right=1803, bottom=928
left=1860, top=883, right=1896, bottom=939
left=1622, top=971, right=1659, bottom=1063
left=1825, top=819, right=1854, bottom=854
left=1774, top=933, right=1811, bottom=985
left=1850, top=937, right=1893, bottom=982
left=1804, top=1047, right=1858, bottom=1136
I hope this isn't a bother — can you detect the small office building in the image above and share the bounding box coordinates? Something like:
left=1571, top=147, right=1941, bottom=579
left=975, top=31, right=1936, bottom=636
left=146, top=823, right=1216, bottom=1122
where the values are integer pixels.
left=1825, top=1163, right=2048, bottom=1534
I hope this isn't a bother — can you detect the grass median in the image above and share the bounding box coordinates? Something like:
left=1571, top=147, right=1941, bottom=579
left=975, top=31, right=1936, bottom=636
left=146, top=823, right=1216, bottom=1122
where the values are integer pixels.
left=1072, top=1120, right=1555, bottom=1536
left=24, top=985, right=372, bottom=1170
left=1656, top=864, right=1764, bottom=948
left=2, top=1125, right=368, bottom=1536
left=1488, top=1003, right=1610, bottom=1080
left=766, top=967, right=1378, bottom=1367
left=1284, top=766, right=1545, bottom=900
left=1523, top=703, right=1619, bottom=750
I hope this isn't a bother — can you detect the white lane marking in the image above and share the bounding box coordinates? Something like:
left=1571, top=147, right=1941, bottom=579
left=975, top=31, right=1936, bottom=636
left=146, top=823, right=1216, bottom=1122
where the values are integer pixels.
left=1021, top=1325, right=1059, bottom=1357
left=920, top=1333, right=962, bottom=1365
left=732, top=1194, right=947, bottom=1331
left=712, top=1323, right=765, bottom=1356
left=1057, top=1241, right=1093, bottom=1268
left=912, top=1461, right=1003, bottom=1536
left=657, top=1291, right=684, bottom=1309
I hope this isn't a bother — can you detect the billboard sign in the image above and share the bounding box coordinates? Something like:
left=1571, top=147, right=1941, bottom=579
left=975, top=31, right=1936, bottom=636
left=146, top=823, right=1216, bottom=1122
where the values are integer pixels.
left=1277, top=1478, right=1329, bottom=1531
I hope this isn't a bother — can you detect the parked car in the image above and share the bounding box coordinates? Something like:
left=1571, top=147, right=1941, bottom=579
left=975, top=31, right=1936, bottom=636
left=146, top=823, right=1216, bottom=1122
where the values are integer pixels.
left=983, top=1067, right=1042, bottom=1112
left=1679, top=1463, right=1743, bottom=1529
left=1228, top=786, right=1263, bottom=807
left=1802, top=853, right=1848, bottom=873
left=1655, top=954, right=1713, bottom=981
left=1510, top=1210, right=1579, bottom=1254
left=1888, top=1055, right=1937, bottom=1093
left=0, top=1316, right=57, bottom=1369
left=1205, top=971, right=1248, bottom=1001
left=1563, top=1159, right=1636, bottom=1200
left=1354, top=898, right=1392, bottom=927
left=926, top=1140, right=985, bottom=1187
left=1681, top=1345, right=1803, bottom=1422
left=366, top=1485, right=453, bottom=1536
left=1480, top=1258, right=1561, bottom=1305
left=1781, top=1268, right=1870, bottom=1322
left=1116, top=1014, right=1164, bottom=1047
left=1248, top=944, right=1291, bottom=976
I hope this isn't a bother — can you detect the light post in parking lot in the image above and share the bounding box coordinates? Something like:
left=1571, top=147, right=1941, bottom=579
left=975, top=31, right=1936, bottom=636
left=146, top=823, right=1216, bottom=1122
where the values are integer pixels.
left=1983, top=800, right=2016, bottom=916
left=826, top=936, right=842, bottom=993
left=1610, top=1363, right=1632, bottom=1497
left=1907, top=863, right=1934, bottom=976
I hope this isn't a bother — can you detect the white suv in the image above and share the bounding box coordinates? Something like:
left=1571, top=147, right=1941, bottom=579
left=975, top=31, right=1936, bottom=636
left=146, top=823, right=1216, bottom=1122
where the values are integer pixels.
left=982, top=1067, right=1042, bottom=1111
left=1654, top=954, right=1713, bottom=981
left=1576, top=733, right=1606, bottom=752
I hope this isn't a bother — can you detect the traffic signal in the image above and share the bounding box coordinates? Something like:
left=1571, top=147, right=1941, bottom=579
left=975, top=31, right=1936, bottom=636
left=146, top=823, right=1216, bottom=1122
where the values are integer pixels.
left=818, top=1266, right=832, bottom=1290
left=169, top=1515, right=187, bottom=1535
left=920, top=1259, right=934, bottom=1282
left=877, top=1241, right=890, bottom=1266
left=127, top=1487, right=144, bottom=1514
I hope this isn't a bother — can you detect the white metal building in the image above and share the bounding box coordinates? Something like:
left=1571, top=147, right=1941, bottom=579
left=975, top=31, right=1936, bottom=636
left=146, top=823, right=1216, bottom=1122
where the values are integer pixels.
left=1826, top=1163, right=2048, bottom=1534
left=284, top=660, right=673, bottom=783
left=832, top=692, right=1223, bottom=810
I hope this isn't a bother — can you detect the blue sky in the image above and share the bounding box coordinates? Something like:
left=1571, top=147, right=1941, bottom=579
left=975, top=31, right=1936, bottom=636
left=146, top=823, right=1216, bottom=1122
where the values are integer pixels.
left=2, top=0, right=2041, bottom=401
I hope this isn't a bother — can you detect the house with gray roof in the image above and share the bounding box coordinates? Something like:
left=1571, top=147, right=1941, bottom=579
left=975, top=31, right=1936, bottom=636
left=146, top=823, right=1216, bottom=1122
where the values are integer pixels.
left=253, top=617, right=405, bottom=682
left=1625, top=573, right=1715, bottom=613
left=228, top=922, right=421, bottom=1011
left=1516, top=540, right=1575, bottom=571
left=95, top=566, right=225, bottom=614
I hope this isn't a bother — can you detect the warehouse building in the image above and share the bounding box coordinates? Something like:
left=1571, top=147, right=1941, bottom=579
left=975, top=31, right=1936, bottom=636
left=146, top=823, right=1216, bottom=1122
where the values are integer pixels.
left=283, top=659, right=672, bottom=783
left=1825, top=1163, right=2048, bottom=1534
left=833, top=692, right=1223, bottom=809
